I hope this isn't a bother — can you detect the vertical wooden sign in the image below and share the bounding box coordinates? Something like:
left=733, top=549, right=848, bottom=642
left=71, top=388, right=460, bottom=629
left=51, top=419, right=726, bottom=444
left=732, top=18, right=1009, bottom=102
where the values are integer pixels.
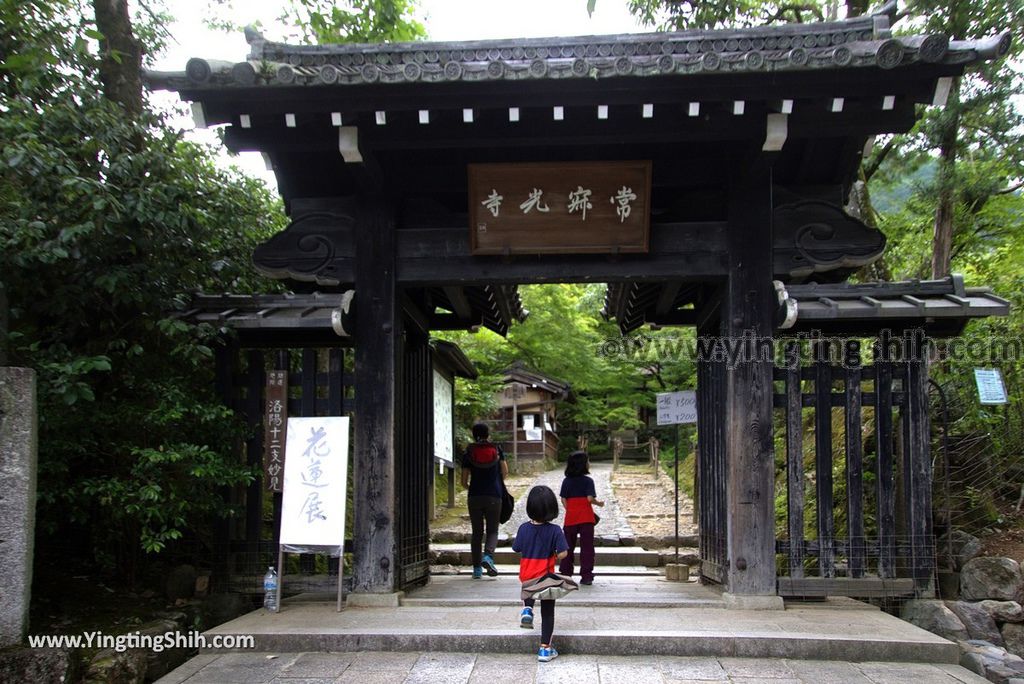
left=265, top=370, right=289, bottom=492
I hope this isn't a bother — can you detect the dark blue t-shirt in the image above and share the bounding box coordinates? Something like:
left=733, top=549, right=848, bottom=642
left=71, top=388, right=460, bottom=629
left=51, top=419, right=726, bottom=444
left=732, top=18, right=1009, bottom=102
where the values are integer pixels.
left=460, top=441, right=505, bottom=498
left=512, top=521, right=568, bottom=581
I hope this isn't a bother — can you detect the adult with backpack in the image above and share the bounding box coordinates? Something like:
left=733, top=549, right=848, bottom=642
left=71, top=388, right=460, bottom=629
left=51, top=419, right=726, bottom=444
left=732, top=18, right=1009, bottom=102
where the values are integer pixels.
left=460, top=422, right=509, bottom=579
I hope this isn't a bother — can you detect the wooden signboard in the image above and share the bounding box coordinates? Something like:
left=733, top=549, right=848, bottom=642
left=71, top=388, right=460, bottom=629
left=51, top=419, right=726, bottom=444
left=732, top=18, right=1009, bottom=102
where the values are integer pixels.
left=264, top=370, right=288, bottom=492
left=469, top=161, right=652, bottom=255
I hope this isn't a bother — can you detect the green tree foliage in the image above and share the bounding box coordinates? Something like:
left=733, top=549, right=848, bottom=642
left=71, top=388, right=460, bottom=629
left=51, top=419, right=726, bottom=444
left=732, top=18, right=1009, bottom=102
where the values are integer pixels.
left=440, top=284, right=698, bottom=450
left=205, top=0, right=426, bottom=44
left=1, top=0, right=285, bottom=573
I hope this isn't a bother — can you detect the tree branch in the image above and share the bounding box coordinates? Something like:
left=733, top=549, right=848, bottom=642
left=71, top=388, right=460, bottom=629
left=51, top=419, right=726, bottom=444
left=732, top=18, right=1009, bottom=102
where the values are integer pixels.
left=863, top=136, right=899, bottom=182
left=995, top=180, right=1024, bottom=195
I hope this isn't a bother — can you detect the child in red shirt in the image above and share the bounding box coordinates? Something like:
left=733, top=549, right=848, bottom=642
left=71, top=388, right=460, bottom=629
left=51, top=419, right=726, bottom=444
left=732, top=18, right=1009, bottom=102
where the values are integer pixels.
left=559, top=451, right=604, bottom=585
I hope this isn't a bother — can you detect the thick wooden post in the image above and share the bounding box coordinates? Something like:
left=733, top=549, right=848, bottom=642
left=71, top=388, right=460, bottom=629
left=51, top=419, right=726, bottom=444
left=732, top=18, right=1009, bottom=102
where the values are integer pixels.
left=352, top=198, right=400, bottom=596
left=723, top=161, right=777, bottom=598
left=904, top=334, right=933, bottom=593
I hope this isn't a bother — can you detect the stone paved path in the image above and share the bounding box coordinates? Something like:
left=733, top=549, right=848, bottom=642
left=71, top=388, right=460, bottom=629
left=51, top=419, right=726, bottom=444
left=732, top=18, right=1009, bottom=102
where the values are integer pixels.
left=501, top=463, right=634, bottom=543
left=159, top=652, right=988, bottom=684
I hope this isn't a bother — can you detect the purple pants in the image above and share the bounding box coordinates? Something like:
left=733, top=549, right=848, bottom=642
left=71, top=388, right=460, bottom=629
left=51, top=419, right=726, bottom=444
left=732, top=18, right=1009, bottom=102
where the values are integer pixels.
left=559, top=522, right=595, bottom=582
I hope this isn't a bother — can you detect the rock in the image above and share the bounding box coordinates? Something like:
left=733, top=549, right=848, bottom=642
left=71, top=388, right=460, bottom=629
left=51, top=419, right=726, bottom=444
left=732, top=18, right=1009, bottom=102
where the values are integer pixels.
left=132, top=618, right=191, bottom=681
left=981, top=601, right=1024, bottom=624
left=960, top=650, right=987, bottom=676
left=1004, top=623, right=1024, bottom=658
left=959, top=640, right=1024, bottom=683
left=962, top=557, right=1024, bottom=601
left=939, top=530, right=983, bottom=571
left=197, top=592, right=250, bottom=631
left=678, top=553, right=701, bottom=567
left=83, top=648, right=148, bottom=684
left=902, top=599, right=969, bottom=641
left=947, top=600, right=1005, bottom=646
left=0, top=646, right=80, bottom=684
left=164, top=564, right=197, bottom=601
left=937, top=569, right=961, bottom=600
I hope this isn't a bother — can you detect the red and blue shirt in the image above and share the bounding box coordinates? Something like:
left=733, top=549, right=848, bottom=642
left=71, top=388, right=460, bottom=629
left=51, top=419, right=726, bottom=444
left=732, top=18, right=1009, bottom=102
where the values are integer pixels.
left=560, top=475, right=597, bottom=526
left=512, top=522, right=568, bottom=582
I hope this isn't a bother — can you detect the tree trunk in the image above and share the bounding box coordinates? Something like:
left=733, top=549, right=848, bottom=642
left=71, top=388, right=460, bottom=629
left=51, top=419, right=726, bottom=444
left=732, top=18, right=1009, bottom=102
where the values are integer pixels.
left=931, top=78, right=962, bottom=279
left=93, top=0, right=143, bottom=118
left=0, top=280, right=8, bottom=366
left=846, top=0, right=869, bottom=17
left=848, top=173, right=893, bottom=282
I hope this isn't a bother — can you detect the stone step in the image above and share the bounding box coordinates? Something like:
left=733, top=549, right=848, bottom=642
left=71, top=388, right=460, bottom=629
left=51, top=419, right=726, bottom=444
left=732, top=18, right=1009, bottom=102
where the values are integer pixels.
left=430, top=564, right=664, bottom=577
left=430, top=543, right=663, bottom=567
left=430, top=531, right=641, bottom=547
left=202, top=597, right=959, bottom=664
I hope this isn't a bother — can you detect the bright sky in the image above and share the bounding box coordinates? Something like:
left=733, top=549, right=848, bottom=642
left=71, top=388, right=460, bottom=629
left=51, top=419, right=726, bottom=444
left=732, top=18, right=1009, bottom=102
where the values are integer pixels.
left=151, top=0, right=649, bottom=189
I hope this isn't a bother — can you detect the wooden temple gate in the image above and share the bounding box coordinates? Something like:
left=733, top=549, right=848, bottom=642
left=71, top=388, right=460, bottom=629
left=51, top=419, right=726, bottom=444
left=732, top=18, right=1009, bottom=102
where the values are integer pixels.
left=154, top=5, right=1012, bottom=599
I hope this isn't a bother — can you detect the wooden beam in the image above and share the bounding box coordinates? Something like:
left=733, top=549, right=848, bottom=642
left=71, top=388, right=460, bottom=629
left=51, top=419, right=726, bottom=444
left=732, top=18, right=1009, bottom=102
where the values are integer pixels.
left=428, top=313, right=483, bottom=330
left=723, top=157, right=776, bottom=596
left=352, top=198, right=399, bottom=595
left=655, top=281, right=683, bottom=316
left=647, top=309, right=698, bottom=326
left=442, top=286, right=472, bottom=319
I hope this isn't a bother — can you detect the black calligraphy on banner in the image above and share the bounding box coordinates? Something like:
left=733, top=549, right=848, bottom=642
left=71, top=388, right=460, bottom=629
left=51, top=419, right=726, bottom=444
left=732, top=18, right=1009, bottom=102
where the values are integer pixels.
left=264, top=370, right=289, bottom=491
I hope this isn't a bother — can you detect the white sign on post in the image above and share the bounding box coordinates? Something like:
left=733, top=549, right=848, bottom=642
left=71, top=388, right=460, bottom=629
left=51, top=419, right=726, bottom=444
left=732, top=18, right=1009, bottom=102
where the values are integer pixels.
left=656, top=391, right=698, bottom=426
left=280, top=416, right=349, bottom=550
left=974, top=369, right=1008, bottom=405
left=432, top=370, right=454, bottom=465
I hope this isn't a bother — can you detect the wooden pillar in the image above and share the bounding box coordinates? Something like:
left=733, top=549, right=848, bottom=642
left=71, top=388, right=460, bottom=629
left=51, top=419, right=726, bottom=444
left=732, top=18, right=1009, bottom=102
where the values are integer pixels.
left=723, top=160, right=777, bottom=596
left=904, top=334, right=933, bottom=593
left=352, top=198, right=400, bottom=595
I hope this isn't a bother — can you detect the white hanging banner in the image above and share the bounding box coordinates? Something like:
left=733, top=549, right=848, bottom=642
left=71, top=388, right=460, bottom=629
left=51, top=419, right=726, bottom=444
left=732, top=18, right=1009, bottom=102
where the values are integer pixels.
left=656, top=390, right=698, bottom=426
left=280, top=416, right=349, bottom=550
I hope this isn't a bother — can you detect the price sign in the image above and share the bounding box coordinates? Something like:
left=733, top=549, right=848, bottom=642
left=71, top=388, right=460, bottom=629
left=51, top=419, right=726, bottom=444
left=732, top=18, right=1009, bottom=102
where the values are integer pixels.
left=656, top=390, right=698, bottom=426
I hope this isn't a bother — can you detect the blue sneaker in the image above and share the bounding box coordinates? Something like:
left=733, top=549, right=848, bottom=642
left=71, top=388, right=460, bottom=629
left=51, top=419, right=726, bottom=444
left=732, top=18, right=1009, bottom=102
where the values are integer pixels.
left=538, top=646, right=558, bottom=662
left=472, top=566, right=483, bottom=579
left=520, top=607, right=534, bottom=628
left=481, top=553, right=498, bottom=577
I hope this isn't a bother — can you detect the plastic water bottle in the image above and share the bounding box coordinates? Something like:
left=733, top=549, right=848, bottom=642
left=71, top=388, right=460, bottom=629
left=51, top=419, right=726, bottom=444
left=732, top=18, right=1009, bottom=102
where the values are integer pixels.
left=263, top=566, right=278, bottom=612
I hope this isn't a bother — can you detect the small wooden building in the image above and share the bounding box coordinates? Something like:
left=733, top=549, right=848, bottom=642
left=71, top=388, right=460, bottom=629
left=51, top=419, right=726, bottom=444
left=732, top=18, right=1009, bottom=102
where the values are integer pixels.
left=489, top=362, right=572, bottom=463
left=150, top=3, right=1012, bottom=601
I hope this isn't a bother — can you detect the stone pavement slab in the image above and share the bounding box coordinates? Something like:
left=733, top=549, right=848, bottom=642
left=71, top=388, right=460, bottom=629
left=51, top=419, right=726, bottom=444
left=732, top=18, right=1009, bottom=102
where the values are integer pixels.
left=158, top=652, right=990, bottom=684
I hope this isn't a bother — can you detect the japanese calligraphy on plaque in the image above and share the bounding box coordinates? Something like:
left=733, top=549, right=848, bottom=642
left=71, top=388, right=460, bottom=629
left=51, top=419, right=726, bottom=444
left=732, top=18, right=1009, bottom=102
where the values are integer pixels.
left=264, top=370, right=289, bottom=492
left=469, top=161, right=652, bottom=255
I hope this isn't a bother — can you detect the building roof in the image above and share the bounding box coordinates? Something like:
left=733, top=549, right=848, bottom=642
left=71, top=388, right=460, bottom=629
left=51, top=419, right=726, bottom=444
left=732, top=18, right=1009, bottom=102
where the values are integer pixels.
left=783, top=276, right=1010, bottom=336
left=145, top=2, right=1009, bottom=93
left=503, top=362, right=573, bottom=401
left=173, top=288, right=525, bottom=342
left=431, top=339, right=479, bottom=379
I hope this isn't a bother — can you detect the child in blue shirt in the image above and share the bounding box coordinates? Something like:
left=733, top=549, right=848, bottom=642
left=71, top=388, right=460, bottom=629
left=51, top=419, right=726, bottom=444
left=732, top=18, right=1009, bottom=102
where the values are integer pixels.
left=512, top=485, right=569, bottom=662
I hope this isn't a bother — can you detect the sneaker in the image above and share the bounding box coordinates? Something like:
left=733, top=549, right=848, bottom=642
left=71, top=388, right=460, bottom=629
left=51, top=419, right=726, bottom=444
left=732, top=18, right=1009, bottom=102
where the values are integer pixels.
left=520, top=607, right=534, bottom=629
left=472, top=566, right=483, bottom=579
left=481, top=554, right=498, bottom=577
left=580, top=579, right=593, bottom=586
left=537, top=646, right=559, bottom=662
